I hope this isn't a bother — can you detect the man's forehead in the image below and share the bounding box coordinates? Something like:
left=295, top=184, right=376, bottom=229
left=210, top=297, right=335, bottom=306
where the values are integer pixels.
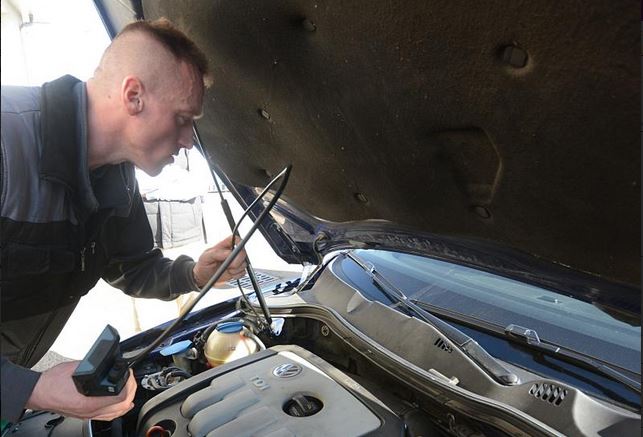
left=173, top=64, right=205, bottom=116
left=182, top=91, right=204, bottom=118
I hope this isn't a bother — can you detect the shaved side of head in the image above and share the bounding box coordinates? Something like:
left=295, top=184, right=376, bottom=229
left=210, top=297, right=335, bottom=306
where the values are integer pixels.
left=93, top=32, right=179, bottom=96
left=91, top=18, right=211, bottom=98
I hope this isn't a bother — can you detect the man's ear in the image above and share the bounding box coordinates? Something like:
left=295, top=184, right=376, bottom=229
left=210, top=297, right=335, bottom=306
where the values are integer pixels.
left=121, top=76, right=145, bottom=115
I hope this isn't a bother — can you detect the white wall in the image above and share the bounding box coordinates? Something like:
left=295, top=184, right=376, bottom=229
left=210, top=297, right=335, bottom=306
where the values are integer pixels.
left=0, top=0, right=110, bottom=86
left=1, top=0, right=29, bottom=85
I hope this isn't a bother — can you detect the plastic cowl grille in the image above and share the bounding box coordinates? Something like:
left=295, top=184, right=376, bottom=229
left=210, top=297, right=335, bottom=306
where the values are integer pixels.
left=433, top=337, right=453, bottom=353
left=528, top=383, right=568, bottom=406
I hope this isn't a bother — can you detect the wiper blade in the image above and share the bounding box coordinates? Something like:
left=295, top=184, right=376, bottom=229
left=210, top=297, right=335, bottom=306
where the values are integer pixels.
left=345, top=251, right=520, bottom=386
left=505, top=324, right=641, bottom=394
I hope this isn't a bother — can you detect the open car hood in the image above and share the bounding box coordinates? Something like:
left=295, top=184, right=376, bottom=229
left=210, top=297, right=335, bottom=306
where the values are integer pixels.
left=94, top=1, right=639, bottom=296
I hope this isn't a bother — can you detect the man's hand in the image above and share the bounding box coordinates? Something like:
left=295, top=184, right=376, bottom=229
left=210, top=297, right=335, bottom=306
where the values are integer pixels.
left=193, top=235, right=247, bottom=288
left=26, top=361, right=136, bottom=421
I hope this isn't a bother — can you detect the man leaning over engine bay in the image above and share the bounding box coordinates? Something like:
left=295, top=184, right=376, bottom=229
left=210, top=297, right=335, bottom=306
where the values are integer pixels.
left=0, top=18, right=246, bottom=423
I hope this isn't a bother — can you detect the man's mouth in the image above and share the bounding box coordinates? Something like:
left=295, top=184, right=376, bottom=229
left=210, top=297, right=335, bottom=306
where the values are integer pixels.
left=167, top=149, right=180, bottom=163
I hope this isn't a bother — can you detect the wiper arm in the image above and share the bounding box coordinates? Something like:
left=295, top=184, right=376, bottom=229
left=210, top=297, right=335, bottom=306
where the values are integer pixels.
left=345, top=251, right=520, bottom=386
left=505, top=324, right=641, bottom=394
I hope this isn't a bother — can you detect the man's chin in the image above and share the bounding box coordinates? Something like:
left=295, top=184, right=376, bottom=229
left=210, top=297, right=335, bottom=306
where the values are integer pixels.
left=142, top=157, right=173, bottom=176
left=146, top=167, right=163, bottom=177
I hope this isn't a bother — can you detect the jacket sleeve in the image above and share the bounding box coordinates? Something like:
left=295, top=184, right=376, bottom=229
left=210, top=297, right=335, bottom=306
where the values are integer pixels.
left=102, top=192, right=200, bottom=300
left=1, top=357, right=41, bottom=423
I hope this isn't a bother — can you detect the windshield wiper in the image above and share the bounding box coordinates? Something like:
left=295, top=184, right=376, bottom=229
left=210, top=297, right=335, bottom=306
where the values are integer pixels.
left=505, top=324, right=641, bottom=394
left=345, top=251, right=520, bottom=386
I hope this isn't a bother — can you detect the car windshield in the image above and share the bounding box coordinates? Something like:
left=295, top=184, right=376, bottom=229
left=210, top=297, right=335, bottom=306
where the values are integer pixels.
left=342, top=249, right=641, bottom=375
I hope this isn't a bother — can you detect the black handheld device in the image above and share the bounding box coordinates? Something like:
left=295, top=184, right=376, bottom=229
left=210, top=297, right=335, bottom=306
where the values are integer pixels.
left=72, top=324, right=129, bottom=396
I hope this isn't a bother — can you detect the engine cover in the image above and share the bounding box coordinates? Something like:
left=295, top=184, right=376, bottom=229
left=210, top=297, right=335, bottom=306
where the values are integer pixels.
left=137, top=345, right=405, bottom=436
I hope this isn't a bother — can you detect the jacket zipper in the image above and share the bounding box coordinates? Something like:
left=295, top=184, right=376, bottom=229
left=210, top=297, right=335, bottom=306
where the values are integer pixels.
left=80, top=242, right=95, bottom=272
left=80, top=247, right=86, bottom=271
left=23, top=239, right=92, bottom=363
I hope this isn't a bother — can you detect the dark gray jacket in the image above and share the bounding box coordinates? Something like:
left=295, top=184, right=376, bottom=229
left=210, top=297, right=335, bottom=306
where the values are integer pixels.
left=0, top=76, right=199, bottom=422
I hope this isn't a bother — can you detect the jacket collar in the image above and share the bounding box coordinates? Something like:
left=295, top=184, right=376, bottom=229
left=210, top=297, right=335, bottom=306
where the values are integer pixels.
left=39, top=75, right=134, bottom=219
left=40, top=75, right=81, bottom=193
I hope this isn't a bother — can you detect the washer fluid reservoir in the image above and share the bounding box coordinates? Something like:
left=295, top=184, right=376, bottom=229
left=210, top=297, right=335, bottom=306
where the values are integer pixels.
left=204, top=321, right=258, bottom=367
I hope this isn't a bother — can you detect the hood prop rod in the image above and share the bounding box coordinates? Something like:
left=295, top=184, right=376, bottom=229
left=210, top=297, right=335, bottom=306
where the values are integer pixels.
left=126, top=164, right=292, bottom=368
left=193, top=128, right=273, bottom=331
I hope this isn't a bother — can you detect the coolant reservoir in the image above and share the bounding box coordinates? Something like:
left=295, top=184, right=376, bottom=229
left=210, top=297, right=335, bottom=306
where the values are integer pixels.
left=204, top=321, right=258, bottom=367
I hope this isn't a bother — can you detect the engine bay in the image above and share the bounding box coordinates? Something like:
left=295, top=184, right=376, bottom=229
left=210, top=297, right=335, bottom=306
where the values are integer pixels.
left=7, top=261, right=640, bottom=437
left=121, top=313, right=479, bottom=437
left=138, top=345, right=404, bottom=437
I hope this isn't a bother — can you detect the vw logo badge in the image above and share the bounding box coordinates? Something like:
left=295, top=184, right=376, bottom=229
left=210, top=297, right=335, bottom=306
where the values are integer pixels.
left=273, top=363, right=302, bottom=378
